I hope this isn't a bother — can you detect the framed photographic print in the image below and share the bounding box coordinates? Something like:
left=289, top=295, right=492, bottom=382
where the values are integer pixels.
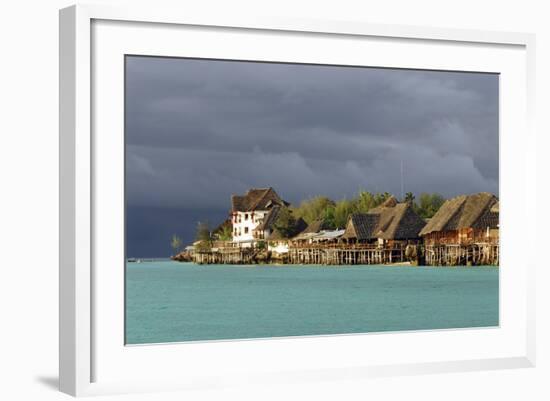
left=59, top=4, right=536, bottom=397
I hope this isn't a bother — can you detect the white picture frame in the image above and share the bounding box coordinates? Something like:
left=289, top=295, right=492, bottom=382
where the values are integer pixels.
left=59, top=4, right=536, bottom=397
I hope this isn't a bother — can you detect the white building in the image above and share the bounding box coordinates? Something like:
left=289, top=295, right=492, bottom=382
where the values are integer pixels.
left=230, top=188, right=289, bottom=247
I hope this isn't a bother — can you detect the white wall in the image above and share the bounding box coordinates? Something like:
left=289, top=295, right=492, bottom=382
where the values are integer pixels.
left=232, top=211, right=267, bottom=243
left=0, top=1, right=548, bottom=400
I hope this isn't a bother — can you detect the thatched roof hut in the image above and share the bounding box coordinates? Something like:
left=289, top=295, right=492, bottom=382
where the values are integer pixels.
left=419, top=192, right=498, bottom=237
left=231, top=187, right=289, bottom=212
left=342, top=196, right=426, bottom=241
left=342, top=214, right=380, bottom=241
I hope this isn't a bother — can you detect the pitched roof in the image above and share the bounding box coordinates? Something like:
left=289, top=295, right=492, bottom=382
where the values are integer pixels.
left=342, top=213, right=380, bottom=240
left=379, top=203, right=427, bottom=239
left=419, top=192, right=498, bottom=236
left=369, top=196, right=398, bottom=212
left=299, top=219, right=332, bottom=235
left=342, top=200, right=426, bottom=240
left=256, top=205, right=281, bottom=232
left=231, top=187, right=287, bottom=212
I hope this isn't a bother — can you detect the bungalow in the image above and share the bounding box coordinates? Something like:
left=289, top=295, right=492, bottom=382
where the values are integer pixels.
left=341, top=196, right=426, bottom=248
left=419, top=192, right=499, bottom=265
left=419, top=192, right=499, bottom=246
left=230, top=187, right=289, bottom=247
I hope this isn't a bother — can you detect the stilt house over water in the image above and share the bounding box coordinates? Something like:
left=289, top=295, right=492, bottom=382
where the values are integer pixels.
left=341, top=196, right=427, bottom=248
left=287, top=197, right=425, bottom=265
left=419, top=192, right=499, bottom=265
left=230, top=187, right=290, bottom=247
left=419, top=192, right=499, bottom=245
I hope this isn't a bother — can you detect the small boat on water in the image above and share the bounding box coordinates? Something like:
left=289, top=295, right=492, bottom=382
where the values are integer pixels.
left=127, top=258, right=142, bottom=263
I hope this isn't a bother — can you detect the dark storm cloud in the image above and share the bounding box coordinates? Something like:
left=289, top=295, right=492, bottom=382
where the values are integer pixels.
left=125, top=56, right=498, bottom=256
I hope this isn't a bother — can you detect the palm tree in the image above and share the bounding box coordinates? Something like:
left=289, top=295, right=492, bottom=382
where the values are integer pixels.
left=170, top=234, right=182, bottom=256
left=404, top=192, right=415, bottom=203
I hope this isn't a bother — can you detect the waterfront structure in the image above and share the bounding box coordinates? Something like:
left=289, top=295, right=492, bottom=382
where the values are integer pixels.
left=341, top=196, right=426, bottom=247
left=187, top=190, right=499, bottom=266
left=230, top=187, right=289, bottom=247
left=419, top=192, right=499, bottom=265
left=287, top=198, right=425, bottom=265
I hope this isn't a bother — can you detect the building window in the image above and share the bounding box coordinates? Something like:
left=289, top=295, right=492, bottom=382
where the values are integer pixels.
left=245, top=213, right=249, bottom=220
left=244, top=227, right=249, bottom=234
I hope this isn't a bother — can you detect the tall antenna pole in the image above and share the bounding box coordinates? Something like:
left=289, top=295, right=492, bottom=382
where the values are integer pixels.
left=400, top=160, right=404, bottom=201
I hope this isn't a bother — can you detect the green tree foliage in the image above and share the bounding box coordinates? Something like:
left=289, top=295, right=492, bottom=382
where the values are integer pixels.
left=355, top=190, right=391, bottom=213
left=170, top=234, right=182, bottom=255
left=195, top=221, right=213, bottom=251
left=292, top=191, right=398, bottom=230
left=414, top=193, right=445, bottom=218
left=323, top=206, right=336, bottom=229
left=292, top=196, right=335, bottom=224
left=288, top=190, right=446, bottom=231
left=404, top=192, right=415, bottom=203
left=355, top=191, right=375, bottom=213
left=273, top=207, right=303, bottom=238
left=217, top=224, right=233, bottom=241
left=333, top=199, right=356, bottom=229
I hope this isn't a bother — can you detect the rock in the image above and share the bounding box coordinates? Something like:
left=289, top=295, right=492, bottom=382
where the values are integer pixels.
left=171, top=251, right=192, bottom=262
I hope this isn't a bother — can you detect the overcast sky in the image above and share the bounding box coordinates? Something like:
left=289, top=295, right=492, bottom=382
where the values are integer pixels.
left=125, top=56, right=498, bottom=257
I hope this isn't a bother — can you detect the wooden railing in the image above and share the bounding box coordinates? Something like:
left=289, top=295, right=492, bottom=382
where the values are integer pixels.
left=209, top=240, right=408, bottom=251
left=288, top=242, right=405, bottom=250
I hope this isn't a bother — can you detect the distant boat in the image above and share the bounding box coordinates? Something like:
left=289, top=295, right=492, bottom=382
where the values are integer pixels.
left=127, top=258, right=141, bottom=263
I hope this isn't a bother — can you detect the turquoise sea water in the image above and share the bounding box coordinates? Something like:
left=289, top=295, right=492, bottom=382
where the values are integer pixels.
left=125, top=261, right=499, bottom=344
